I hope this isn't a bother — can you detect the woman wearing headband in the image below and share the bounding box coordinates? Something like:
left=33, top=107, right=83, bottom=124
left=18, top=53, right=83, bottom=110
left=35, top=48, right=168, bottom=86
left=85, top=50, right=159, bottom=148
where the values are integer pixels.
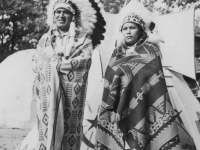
left=95, top=1, right=182, bottom=150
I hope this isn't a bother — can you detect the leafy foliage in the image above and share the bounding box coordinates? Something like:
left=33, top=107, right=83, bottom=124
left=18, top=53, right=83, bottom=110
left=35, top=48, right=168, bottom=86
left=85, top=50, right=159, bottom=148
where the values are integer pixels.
left=100, top=0, right=200, bottom=14
left=100, top=0, right=125, bottom=14
left=0, top=0, right=49, bottom=62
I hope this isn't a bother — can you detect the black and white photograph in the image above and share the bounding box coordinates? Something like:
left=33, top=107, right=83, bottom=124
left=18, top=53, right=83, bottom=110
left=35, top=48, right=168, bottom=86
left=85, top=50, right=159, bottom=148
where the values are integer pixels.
left=0, top=0, right=200, bottom=150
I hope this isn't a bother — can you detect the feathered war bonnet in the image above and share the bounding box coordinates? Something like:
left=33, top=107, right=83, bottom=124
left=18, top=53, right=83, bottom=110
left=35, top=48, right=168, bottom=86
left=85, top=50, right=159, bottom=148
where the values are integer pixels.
left=117, top=0, right=164, bottom=45
left=47, top=0, right=106, bottom=48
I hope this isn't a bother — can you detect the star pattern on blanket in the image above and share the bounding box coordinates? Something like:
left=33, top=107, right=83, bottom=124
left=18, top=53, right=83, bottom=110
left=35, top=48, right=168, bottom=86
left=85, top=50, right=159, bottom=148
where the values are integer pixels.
left=87, top=115, right=98, bottom=131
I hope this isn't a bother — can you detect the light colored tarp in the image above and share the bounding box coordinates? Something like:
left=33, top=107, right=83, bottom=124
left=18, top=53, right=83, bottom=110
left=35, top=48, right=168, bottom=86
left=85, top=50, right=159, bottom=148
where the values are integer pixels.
left=0, top=50, right=36, bottom=129
left=157, top=8, right=195, bottom=80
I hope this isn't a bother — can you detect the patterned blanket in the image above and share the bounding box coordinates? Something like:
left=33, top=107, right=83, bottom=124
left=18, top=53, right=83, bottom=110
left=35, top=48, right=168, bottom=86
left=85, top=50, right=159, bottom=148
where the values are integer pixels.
left=95, top=42, right=182, bottom=150
left=31, top=32, right=93, bottom=150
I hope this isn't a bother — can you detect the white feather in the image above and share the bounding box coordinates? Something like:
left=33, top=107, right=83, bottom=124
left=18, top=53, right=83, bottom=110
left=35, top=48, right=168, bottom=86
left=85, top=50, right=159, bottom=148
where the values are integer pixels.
left=147, top=29, right=164, bottom=44
left=47, top=0, right=58, bottom=26
left=81, top=16, right=97, bottom=23
left=98, top=3, right=103, bottom=9
left=81, top=8, right=96, bottom=15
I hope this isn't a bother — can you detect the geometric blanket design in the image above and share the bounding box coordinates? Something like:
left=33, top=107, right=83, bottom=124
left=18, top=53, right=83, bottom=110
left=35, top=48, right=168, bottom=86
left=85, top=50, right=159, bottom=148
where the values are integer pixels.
left=95, top=42, right=182, bottom=150
left=31, top=32, right=93, bottom=150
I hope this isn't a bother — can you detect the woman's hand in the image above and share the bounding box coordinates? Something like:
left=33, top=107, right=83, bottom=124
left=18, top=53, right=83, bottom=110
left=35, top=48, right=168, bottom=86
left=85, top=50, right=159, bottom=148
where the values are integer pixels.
left=112, top=112, right=121, bottom=132
left=110, top=112, right=121, bottom=124
left=114, top=113, right=121, bottom=125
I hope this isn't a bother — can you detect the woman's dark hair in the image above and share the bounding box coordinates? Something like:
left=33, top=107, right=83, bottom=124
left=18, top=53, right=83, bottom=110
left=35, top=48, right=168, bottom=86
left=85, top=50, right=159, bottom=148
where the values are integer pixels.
left=134, top=23, right=145, bottom=38
left=135, top=23, right=148, bottom=44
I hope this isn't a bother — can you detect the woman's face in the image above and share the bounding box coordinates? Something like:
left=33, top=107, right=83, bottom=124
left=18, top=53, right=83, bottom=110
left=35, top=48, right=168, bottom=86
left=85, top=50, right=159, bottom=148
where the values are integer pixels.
left=121, top=22, right=141, bottom=45
left=54, top=8, right=73, bottom=32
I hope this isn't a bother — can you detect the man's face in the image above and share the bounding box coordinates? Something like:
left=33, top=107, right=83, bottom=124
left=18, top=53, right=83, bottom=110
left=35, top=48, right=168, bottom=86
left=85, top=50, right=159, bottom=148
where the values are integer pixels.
left=54, top=8, right=73, bottom=32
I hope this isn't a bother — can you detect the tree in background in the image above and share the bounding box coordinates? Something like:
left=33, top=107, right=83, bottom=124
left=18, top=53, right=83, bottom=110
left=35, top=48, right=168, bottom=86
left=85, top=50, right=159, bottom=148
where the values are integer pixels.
left=100, top=0, right=124, bottom=14
left=0, top=0, right=49, bottom=62
left=100, top=0, right=200, bottom=14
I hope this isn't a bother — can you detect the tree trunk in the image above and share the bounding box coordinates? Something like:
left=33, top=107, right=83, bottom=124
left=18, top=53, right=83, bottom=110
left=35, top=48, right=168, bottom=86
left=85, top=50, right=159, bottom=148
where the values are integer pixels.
left=11, top=16, right=17, bottom=52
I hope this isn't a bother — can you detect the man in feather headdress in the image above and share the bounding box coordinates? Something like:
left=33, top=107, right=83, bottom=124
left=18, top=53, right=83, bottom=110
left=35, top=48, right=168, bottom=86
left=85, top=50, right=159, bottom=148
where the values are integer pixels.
left=16, top=0, right=106, bottom=150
